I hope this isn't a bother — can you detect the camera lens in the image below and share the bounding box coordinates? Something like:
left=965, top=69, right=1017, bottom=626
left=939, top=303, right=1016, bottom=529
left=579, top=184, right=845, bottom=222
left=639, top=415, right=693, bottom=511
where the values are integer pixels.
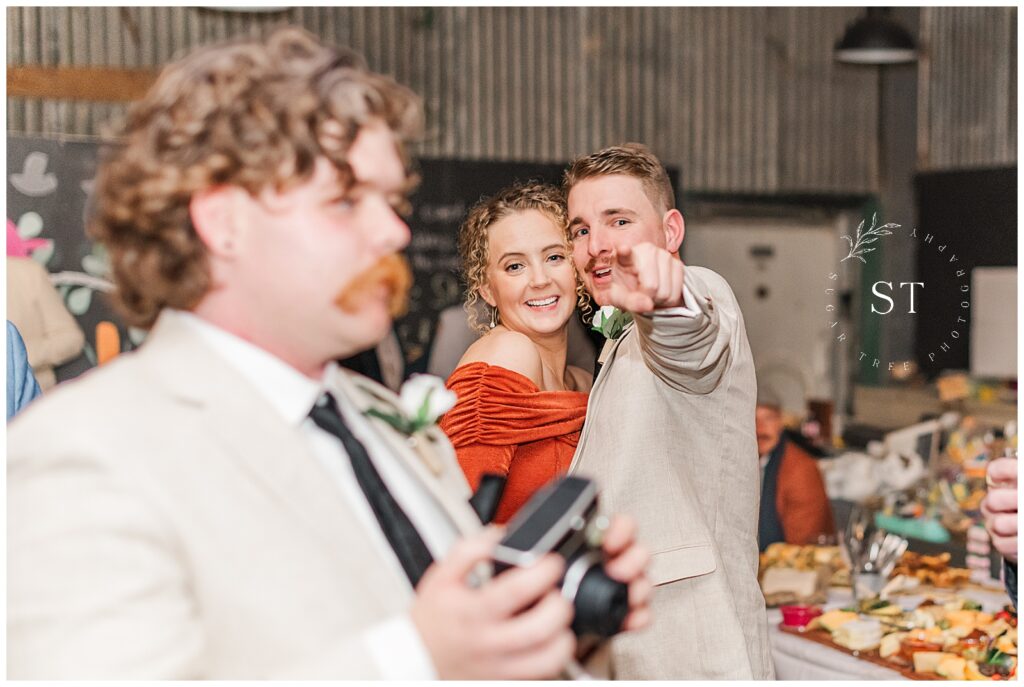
left=562, top=552, right=630, bottom=638
left=571, top=566, right=629, bottom=637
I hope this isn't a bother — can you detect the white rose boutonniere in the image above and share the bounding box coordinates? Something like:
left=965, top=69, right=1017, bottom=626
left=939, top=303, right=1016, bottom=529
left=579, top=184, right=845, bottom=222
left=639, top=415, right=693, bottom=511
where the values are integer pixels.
left=591, top=305, right=633, bottom=340
left=366, top=373, right=458, bottom=435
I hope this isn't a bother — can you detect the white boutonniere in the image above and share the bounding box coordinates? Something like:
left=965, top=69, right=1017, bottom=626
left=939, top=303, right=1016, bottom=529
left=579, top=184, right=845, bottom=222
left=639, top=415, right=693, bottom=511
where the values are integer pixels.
left=365, top=373, right=458, bottom=436
left=591, top=305, right=633, bottom=340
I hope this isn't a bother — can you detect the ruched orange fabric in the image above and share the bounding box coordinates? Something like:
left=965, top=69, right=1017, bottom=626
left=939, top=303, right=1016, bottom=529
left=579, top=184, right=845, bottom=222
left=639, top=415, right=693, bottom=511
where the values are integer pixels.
left=440, top=362, right=589, bottom=524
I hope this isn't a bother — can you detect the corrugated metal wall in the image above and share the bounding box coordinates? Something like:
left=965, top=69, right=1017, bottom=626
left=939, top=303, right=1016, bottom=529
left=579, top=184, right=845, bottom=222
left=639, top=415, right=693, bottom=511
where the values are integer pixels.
left=6, top=6, right=879, bottom=193
left=919, top=6, right=1017, bottom=170
left=9, top=7, right=1004, bottom=194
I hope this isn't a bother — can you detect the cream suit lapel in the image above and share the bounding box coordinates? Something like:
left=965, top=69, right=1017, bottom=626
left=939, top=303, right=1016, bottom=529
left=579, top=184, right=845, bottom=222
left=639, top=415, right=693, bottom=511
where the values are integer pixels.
left=333, top=370, right=482, bottom=537
left=138, top=314, right=412, bottom=603
left=571, top=323, right=635, bottom=473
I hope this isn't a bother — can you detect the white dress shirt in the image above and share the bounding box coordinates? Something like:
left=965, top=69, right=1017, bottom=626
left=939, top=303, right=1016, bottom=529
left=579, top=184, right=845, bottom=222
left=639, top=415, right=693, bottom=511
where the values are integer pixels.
left=170, top=310, right=453, bottom=679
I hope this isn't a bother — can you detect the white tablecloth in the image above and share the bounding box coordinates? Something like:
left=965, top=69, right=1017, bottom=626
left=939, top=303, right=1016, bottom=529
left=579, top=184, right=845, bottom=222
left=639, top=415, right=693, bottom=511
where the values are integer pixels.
left=768, top=585, right=1011, bottom=680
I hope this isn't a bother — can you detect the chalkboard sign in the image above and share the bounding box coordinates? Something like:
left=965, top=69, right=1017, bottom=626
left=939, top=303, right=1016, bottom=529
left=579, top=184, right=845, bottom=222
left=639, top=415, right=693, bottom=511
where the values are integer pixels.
left=7, top=135, right=679, bottom=381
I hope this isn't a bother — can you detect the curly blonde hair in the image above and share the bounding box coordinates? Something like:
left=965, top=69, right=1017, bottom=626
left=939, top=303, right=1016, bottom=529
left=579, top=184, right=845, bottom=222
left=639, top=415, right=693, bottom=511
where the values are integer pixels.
left=457, top=181, right=591, bottom=334
left=89, top=26, right=423, bottom=328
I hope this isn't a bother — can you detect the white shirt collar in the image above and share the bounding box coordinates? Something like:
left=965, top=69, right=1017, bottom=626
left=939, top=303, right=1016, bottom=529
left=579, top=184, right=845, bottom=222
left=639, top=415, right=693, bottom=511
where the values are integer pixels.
left=164, top=309, right=330, bottom=427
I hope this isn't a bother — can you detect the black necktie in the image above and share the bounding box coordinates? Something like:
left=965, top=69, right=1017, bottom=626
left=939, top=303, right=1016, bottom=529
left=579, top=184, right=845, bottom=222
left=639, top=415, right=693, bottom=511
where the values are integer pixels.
left=310, top=392, right=434, bottom=588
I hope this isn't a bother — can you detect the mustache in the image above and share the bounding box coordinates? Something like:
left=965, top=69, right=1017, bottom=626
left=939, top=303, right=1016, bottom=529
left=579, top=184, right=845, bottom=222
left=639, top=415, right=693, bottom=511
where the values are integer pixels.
left=334, top=254, right=413, bottom=318
left=585, top=257, right=613, bottom=274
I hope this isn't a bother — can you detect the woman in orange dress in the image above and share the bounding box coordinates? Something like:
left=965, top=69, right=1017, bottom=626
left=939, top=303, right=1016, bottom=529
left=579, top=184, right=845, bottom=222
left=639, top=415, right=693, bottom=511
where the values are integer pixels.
left=439, top=182, right=592, bottom=524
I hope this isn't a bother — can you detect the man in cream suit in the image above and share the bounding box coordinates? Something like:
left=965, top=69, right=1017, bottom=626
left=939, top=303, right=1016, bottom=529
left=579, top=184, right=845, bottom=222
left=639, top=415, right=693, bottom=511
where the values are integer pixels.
left=565, top=144, right=773, bottom=679
left=7, top=28, right=650, bottom=679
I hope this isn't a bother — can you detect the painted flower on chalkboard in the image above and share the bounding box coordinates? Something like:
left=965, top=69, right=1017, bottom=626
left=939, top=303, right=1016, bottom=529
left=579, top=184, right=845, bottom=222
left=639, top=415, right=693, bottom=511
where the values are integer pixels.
left=10, top=151, right=59, bottom=197
left=51, top=243, right=113, bottom=317
left=7, top=216, right=53, bottom=262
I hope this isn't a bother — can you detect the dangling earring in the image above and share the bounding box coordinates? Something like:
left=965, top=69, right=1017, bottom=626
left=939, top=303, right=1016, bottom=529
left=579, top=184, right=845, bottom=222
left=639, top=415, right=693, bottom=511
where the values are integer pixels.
left=489, top=306, right=499, bottom=329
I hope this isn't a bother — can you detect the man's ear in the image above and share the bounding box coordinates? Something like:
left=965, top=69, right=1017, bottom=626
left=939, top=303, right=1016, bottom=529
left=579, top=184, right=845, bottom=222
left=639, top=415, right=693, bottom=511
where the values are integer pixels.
left=663, top=208, right=685, bottom=254
left=189, top=186, right=241, bottom=258
left=479, top=281, right=497, bottom=308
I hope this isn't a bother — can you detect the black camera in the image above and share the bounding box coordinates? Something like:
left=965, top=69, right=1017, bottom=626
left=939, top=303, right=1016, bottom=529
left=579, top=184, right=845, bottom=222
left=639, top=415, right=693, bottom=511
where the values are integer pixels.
left=492, top=476, right=629, bottom=638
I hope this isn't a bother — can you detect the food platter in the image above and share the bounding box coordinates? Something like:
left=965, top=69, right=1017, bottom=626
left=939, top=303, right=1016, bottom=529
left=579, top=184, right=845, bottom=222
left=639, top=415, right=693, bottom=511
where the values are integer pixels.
left=778, top=624, right=938, bottom=680
left=779, top=596, right=1017, bottom=680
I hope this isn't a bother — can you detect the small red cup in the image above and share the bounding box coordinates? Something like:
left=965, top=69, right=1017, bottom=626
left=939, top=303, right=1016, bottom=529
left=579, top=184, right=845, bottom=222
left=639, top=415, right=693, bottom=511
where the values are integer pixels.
left=780, top=605, right=823, bottom=629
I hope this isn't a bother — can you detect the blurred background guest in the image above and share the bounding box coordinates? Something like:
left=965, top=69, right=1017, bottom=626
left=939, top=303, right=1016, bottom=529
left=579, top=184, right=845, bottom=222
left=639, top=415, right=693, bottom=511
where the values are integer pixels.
left=757, top=389, right=835, bottom=550
left=7, top=321, right=42, bottom=420
left=7, top=255, right=85, bottom=390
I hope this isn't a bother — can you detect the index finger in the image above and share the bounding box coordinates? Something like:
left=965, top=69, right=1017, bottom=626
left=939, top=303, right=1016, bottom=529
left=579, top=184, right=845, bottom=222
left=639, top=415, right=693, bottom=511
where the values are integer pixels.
left=601, top=513, right=638, bottom=557
left=481, top=553, right=566, bottom=618
left=613, top=242, right=635, bottom=268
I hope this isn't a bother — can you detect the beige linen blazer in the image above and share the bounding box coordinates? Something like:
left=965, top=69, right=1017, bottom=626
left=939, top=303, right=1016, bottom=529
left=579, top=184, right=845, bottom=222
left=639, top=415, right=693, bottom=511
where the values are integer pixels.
left=6, top=256, right=85, bottom=390
left=571, top=266, right=774, bottom=679
left=7, top=312, right=483, bottom=679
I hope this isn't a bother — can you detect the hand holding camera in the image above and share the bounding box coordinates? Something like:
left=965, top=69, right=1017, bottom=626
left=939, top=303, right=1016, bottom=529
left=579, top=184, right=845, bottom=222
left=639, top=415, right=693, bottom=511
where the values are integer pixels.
left=493, top=476, right=651, bottom=639
left=412, top=477, right=651, bottom=679
left=410, top=526, right=577, bottom=680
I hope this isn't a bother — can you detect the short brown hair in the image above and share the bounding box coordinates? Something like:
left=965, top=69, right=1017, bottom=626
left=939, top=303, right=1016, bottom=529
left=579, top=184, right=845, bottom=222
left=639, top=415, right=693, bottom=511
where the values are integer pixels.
left=458, top=182, right=587, bottom=333
left=89, top=26, right=423, bottom=328
left=563, top=142, right=675, bottom=213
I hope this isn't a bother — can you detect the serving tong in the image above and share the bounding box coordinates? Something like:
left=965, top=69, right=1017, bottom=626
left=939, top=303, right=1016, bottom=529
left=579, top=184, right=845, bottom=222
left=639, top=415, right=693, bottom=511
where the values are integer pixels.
left=839, top=506, right=910, bottom=601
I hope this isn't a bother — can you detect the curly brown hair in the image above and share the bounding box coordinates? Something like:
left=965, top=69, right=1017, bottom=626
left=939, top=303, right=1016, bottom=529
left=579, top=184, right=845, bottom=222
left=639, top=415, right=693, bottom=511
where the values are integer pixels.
left=89, top=26, right=423, bottom=328
left=563, top=142, right=675, bottom=213
left=457, top=181, right=590, bottom=334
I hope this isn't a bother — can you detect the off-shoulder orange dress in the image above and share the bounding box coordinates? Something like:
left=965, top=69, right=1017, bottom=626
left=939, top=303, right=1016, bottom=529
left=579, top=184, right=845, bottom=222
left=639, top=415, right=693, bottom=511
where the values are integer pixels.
left=440, top=362, right=589, bottom=524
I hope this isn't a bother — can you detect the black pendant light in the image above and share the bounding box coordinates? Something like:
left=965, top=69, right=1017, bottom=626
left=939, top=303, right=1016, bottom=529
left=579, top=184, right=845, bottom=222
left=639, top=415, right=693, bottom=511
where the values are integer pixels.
left=834, top=7, right=918, bottom=65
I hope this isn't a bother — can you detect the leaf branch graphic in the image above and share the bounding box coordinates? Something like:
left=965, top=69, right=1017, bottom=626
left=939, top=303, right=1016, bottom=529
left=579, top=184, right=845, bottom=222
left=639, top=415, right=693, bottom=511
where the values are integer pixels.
left=841, top=213, right=899, bottom=264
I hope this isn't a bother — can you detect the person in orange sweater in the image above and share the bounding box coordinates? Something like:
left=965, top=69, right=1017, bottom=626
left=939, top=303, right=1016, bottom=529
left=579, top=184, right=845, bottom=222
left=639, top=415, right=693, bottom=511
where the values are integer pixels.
left=440, top=183, right=591, bottom=523
left=756, top=390, right=835, bottom=550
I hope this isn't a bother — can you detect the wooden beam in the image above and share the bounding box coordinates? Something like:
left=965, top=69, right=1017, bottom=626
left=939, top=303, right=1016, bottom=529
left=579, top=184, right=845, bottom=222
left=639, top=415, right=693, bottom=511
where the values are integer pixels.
left=7, top=65, right=158, bottom=102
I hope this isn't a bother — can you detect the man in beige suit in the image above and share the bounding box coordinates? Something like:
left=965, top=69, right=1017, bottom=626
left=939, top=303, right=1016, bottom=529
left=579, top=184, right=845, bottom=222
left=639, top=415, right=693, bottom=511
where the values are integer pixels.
left=7, top=28, right=649, bottom=679
left=565, top=144, right=773, bottom=679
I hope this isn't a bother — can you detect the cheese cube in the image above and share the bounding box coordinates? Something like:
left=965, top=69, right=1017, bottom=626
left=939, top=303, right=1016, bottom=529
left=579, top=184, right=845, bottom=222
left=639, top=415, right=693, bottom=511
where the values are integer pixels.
left=995, top=633, right=1017, bottom=655
left=913, top=651, right=953, bottom=674
left=880, top=632, right=906, bottom=658
left=833, top=619, right=883, bottom=651
left=936, top=655, right=966, bottom=680
left=816, top=609, right=859, bottom=633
